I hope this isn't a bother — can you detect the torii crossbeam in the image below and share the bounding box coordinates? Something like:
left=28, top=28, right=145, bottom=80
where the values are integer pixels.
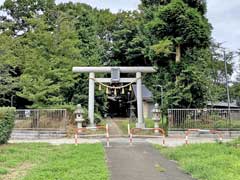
left=72, top=66, right=156, bottom=128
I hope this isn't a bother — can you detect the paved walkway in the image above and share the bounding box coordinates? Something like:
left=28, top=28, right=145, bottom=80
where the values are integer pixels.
left=107, top=118, right=124, bottom=136
left=105, top=142, right=194, bottom=180
left=9, top=137, right=233, bottom=146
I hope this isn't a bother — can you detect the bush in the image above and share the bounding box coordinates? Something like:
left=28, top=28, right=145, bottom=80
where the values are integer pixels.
left=0, top=107, right=15, bottom=144
left=83, top=108, right=103, bottom=126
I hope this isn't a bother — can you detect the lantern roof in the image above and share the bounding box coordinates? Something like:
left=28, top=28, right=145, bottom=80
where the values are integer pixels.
left=74, top=104, right=84, bottom=114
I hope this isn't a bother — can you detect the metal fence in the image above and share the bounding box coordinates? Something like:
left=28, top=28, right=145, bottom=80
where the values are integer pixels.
left=168, top=109, right=240, bottom=130
left=15, top=109, right=67, bottom=131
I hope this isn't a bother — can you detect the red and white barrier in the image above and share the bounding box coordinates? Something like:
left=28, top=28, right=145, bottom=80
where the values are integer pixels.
left=129, top=133, right=133, bottom=146
left=129, top=127, right=166, bottom=146
left=128, top=124, right=130, bottom=136
left=75, top=124, right=110, bottom=147
left=106, top=124, right=110, bottom=147
left=185, top=129, right=223, bottom=144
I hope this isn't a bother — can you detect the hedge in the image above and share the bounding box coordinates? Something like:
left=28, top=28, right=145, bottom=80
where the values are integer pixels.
left=0, top=107, right=15, bottom=144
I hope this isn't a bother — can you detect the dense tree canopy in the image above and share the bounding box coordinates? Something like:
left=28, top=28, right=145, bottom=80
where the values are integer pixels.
left=0, top=0, right=238, bottom=112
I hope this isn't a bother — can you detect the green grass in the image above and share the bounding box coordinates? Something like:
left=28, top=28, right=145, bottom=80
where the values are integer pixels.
left=154, top=138, right=240, bottom=180
left=0, top=143, right=109, bottom=180
left=173, top=119, right=240, bottom=130
left=116, top=118, right=167, bottom=135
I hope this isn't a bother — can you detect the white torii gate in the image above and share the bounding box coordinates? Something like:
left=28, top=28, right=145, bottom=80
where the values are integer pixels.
left=72, top=66, right=156, bottom=128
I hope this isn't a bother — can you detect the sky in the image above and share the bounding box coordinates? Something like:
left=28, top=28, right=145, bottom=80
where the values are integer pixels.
left=0, top=0, right=239, bottom=76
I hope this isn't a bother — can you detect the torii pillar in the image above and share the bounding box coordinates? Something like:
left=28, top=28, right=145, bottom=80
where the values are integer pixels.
left=72, top=67, right=156, bottom=128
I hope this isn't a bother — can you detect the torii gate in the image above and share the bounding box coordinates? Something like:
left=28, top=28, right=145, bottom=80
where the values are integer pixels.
left=72, top=67, right=156, bottom=128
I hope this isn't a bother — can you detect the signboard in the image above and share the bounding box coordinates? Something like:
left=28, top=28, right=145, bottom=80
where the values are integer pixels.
left=111, top=68, right=120, bottom=83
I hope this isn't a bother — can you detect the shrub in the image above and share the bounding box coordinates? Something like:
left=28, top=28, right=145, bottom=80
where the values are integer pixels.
left=0, top=107, right=15, bottom=144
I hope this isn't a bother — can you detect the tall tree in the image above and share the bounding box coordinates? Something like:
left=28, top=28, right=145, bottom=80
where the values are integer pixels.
left=0, top=0, right=55, bottom=35
left=141, top=0, right=206, bottom=14
left=0, top=34, right=20, bottom=106
left=142, top=0, right=212, bottom=108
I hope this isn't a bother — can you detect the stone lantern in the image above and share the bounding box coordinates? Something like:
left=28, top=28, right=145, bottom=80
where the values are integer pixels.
left=152, top=103, right=161, bottom=134
left=74, top=104, right=85, bottom=128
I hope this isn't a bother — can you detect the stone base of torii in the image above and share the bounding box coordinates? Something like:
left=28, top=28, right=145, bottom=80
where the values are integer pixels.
left=72, top=67, right=156, bottom=128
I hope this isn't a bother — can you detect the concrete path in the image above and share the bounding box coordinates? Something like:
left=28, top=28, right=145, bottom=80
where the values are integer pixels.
left=9, top=137, right=233, bottom=146
left=107, top=118, right=124, bottom=136
left=105, top=142, right=194, bottom=180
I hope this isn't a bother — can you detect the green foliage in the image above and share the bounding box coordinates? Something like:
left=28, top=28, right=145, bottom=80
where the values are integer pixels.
left=0, top=0, right=55, bottom=34
left=80, top=106, right=103, bottom=125
left=150, top=39, right=173, bottom=55
left=141, top=0, right=207, bottom=15
left=145, top=0, right=211, bottom=56
left=116, top=118, right=167, bottom=135
left=231, top=83, right=240, bottom=102
left=155, top=139, right=240, bottom=180
left=209, top=41, right=235, bottom=102
left=0, top=143, right=109, bottom=180
left=0, top=0, right=234, bottom=112
left=143, top=0, right=213, bottom=108
left=0, top=168, right=8, bottom=175
left=0, top=35, right=20, bottom=106
left=0, top=107, right=15, bottom=144
left=108, top=11, right=148, bottom=66
left=0, top=1, right=106, bottom=113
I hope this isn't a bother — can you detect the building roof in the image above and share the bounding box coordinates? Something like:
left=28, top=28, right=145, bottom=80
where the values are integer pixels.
left=132, top=84, right=153, bottom=102
left=207, top=101, right=240, bottom=108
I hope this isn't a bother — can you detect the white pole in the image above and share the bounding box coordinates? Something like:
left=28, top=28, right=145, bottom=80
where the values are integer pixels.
left=88, top=72, right=95, bottom=127
left=106, top=124, right=110, bottom=147
left=185, top=135, right=188, bottom=145
left=163, top=134, right=166, bottom=146
left=75, top=133, right=78, bottom=146
left=136, top=72, right=145, bottom=128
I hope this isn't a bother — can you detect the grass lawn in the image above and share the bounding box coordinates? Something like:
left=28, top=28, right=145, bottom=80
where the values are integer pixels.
left=155, top=138, right=240, bottom=180
left=116, top=118, right=167, bottom=135
left=174, top=119, right=240, bottom=130
left=0, top=143, right=109, bottom=180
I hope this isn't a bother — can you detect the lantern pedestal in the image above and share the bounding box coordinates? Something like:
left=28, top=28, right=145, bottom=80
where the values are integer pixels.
left=153, top=120, right=160, bottom=134
left=152, top=103, right=161, bottom=135
left=76, top=118, right=85, bottom=129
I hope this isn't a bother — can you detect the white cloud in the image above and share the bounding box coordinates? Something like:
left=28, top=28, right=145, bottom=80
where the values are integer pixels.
left=207, top=0, right=240, bottom=51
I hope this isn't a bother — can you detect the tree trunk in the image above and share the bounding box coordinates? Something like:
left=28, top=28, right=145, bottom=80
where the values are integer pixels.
left=175, top=44, right=181, bottom=63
